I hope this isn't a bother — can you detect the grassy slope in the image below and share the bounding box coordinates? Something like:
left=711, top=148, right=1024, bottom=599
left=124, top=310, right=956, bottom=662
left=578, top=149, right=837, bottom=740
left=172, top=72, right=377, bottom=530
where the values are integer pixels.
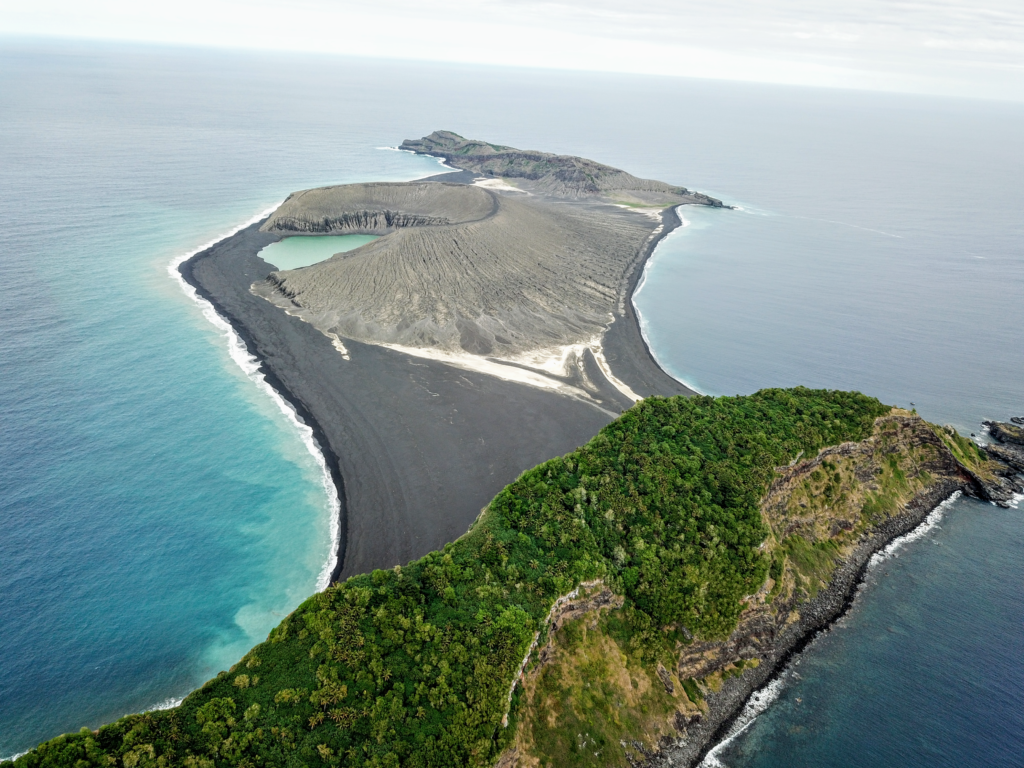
left=7, top=389, right=891, bottom=768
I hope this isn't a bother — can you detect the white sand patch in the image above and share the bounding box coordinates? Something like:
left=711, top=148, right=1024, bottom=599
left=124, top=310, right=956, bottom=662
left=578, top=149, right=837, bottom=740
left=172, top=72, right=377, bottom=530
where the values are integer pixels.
left=472, top=177, right=529, bottom=193
left=614, top=203, right=668, bottom=221
left=502, top=340, right=594, bottom=378
left=589, top=344, right=644, bottom=403
left=380, top=343, right=587, bottom=397
left=499, top=335, right=643, bottom=404
left=326, top=332, right=351, bottom=360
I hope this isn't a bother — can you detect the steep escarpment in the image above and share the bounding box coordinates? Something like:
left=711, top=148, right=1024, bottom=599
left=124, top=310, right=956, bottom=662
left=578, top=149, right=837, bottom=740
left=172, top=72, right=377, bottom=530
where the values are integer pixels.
left=260, top=182, right=496, bottom=235
left=401, top=131, right=723, bottom=206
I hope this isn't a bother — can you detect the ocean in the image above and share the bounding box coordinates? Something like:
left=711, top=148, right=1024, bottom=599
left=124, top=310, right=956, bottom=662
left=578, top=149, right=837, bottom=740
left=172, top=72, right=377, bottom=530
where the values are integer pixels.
left=0, top=39, right=1021, bottom=763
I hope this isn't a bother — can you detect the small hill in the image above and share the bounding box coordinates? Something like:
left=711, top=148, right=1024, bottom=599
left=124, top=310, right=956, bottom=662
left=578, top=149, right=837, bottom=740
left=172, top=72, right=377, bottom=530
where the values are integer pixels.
left=401, top=130, right=723, bottom=204
left=258, top=182, right=660, bottom=357
left=9, top=390, right=1009, bottom=768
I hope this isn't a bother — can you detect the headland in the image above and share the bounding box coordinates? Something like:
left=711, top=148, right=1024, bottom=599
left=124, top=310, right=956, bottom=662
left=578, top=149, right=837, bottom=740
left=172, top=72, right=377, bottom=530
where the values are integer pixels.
left=182, top=131, right=714, bottom=581
left=9, top=133, right=1022, bottom=768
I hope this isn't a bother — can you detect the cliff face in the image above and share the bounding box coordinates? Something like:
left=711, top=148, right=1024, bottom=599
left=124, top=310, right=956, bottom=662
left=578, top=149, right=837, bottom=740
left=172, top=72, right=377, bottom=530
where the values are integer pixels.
left=501, top=412, right=1009, bottom=768
left=260, top=182, right=496, bottom=235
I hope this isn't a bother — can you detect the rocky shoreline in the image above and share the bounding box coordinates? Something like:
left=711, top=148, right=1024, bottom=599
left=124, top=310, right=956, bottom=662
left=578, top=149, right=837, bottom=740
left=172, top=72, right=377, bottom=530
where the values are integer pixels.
left=649, top=420, right=1024, bottom=767
left=661, top=479, right=965, bottom=767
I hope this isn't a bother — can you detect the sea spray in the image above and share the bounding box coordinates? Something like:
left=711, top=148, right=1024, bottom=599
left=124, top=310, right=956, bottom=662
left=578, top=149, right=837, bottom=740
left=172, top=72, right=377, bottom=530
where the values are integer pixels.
left=146, top=696, right=185, bottom=713
left=167, top=206, right=341, bottom=593
left=699, top=675, right=788, bottom=768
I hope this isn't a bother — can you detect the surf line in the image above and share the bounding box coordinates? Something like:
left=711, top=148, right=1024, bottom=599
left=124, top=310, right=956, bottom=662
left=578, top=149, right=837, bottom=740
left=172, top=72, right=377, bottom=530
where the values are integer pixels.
left=166, top=204, right=342, bottom=594
left=697, top=491, right=962, bottom=767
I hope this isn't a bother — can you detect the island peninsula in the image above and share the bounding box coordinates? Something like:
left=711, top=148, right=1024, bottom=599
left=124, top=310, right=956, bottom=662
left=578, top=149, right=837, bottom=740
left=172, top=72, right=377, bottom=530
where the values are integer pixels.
left=8, top=134, right=1023, bottom=768
left=183, top=131, right=719, bottom=582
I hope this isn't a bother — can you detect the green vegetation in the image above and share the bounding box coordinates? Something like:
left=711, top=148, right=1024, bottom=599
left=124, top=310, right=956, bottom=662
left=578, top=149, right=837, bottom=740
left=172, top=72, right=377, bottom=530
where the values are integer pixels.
left=518, top=613, right=687, bottom=768
left=780, top=536, right=841, bottom=597
left=680, top=678, right=703, bottom=704
left=7, top=388, right=888, bottom=768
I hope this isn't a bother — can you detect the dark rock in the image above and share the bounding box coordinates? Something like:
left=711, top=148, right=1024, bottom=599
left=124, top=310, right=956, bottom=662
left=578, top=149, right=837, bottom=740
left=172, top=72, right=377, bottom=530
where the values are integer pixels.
left=986, top=441, right=1024, bottom=473
left=985, top=420, right=1024, bottom=446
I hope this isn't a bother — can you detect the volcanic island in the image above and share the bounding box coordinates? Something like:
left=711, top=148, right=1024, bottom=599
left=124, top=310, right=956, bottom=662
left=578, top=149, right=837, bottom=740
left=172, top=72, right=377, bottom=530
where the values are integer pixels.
left=9, top=132, right=1023, bottom=768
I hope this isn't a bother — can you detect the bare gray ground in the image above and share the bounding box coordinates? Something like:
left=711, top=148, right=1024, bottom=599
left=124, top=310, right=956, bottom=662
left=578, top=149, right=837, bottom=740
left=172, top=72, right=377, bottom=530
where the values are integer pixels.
left=401, top=130, right=725, bottom=205
left=260, top=183, right=665, bottom=357
left=184, top=138, right=701, bottom=579
left=181, top=223, right=618, bottom=580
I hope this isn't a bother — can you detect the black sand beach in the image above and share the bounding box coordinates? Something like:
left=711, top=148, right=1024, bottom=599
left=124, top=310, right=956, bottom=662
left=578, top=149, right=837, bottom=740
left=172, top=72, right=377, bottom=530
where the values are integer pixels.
left=180, top=136, right=704, bottom=583
left=182, top=222, right=647, bottom=581
left=180, top=201, right=694, bottom=582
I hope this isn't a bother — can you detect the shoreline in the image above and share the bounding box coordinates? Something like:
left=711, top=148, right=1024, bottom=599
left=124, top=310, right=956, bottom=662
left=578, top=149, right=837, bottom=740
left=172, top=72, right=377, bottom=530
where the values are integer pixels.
left=600, top=203, right=700, bottom=400
left=659, top=479, right=972, bottom=768
left=630, top=206, right=708, bottom=396
left=175, top=219, right=349, bottom=585
left=698, top=491, right=962, bottom=766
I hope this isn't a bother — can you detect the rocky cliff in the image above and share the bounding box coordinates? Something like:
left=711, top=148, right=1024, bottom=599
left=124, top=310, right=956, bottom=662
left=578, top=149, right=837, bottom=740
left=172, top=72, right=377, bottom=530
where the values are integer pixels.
left=499, top=411, right=1018, bottom=768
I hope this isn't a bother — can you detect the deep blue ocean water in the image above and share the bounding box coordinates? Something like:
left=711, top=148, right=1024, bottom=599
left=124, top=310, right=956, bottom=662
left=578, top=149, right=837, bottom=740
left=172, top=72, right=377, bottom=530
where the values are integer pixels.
left=0, top=39, right=1021, bottom=763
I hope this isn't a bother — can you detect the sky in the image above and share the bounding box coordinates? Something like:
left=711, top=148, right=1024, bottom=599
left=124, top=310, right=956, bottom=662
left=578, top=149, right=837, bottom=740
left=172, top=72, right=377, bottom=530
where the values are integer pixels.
left=2, top=0, right=1023, bottom=100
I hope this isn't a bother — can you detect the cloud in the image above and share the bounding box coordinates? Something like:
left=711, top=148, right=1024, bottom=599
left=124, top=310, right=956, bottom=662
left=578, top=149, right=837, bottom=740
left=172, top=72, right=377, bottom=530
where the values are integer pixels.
left=2, top=0, right=1023, bottom=99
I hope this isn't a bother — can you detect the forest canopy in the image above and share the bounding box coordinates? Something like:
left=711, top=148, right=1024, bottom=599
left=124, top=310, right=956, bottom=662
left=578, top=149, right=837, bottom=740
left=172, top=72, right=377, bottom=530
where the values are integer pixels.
left=8, top=388, right=889, bottom=768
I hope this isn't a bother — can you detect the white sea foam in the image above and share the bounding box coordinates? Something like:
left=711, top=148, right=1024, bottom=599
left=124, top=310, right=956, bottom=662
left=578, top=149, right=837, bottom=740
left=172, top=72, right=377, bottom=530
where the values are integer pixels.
left=867, top=491, right=960, bottom=570
left=147, top=695, right=185, bottom=712
left=1, top=750, right=28, bottom=762
left=698, top=490, right=963, bottom=766
left=698, top=675, right=787, bottom=767
left=377, top=145, right=459, bottom=176
left=167, top=205, right=341, bottom=592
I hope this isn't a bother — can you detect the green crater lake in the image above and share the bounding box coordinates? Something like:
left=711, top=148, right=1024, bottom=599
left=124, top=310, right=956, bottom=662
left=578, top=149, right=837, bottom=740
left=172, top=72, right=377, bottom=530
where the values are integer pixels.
left=259, top=234, right=378, bottom=270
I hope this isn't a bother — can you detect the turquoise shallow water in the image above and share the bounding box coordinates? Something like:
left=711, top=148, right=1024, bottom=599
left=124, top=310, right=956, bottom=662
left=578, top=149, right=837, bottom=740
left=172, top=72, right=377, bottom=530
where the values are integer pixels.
left=259, top=235, right=379, bottom=271
left=1, top=40, right=1021, bottom=762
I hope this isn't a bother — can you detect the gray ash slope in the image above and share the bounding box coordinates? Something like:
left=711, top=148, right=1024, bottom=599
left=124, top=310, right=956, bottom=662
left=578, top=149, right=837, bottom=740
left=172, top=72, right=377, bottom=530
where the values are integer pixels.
left=182, top=135, right=716, bottom=580
left=258, top=132, right=722, bottom=363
